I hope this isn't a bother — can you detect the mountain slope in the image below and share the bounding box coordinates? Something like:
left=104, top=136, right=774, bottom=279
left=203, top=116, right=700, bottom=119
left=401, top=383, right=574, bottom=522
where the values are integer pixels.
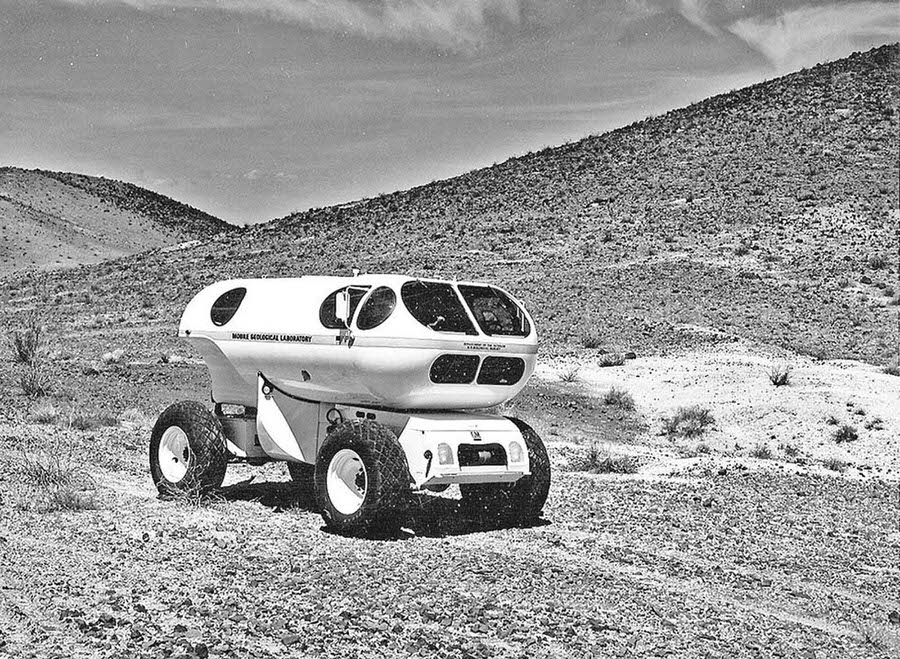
left=1, top=44, right=897, bottom=366
left=0, top=168, right=229, bottom=274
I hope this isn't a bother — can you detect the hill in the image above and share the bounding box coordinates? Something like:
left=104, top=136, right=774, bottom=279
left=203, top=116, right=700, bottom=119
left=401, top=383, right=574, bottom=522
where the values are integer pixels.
left=4, top=44, right=895, bottom=367
left=0, top=167, right=230, bottom=274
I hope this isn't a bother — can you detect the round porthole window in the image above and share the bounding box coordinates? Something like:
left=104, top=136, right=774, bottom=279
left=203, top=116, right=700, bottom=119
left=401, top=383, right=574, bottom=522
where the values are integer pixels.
left=210, top=287, right=247, bottom=326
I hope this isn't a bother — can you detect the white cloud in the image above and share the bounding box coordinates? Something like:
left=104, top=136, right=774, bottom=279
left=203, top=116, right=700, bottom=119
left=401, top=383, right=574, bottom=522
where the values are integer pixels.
left=728, top=2, right=899, bottom=70
left=70, top=0, right=527, bottom=50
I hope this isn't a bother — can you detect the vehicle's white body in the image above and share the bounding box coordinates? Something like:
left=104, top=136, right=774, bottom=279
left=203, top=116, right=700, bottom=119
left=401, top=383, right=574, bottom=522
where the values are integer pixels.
left=180, top=275, right=538, bottom=488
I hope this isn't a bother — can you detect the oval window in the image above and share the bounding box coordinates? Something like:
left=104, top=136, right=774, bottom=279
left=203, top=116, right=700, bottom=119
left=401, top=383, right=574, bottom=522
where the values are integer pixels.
left=356, top=287, right=396, bottom=330
left=210, top=287, right=246, bottom=326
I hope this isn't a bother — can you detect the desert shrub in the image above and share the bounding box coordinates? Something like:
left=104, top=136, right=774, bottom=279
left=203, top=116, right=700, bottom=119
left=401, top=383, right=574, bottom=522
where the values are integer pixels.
left=68, top=412, right=119, bottom=431
left=822, top=457, right=847, bottom=473
left=578, top=445, right=639, bottom=474
left=20, top=445, right=79, bottom=487
left=864, top=417, right=884, bottom=431
left=768, top=363, right=791, bottom=386
left=162, top=480, right=225, bottom=508
left=882, top=362, right=900, bottom=376
left=867, top=253, right=889, bottom=270
left=833, top=424, right=859, bottom=443
left=734, top=239, right=753, bottom=256
left=694, top=442, right=711, bottom=455
left=558, top=366, right=580, bottom=382
left=602, top=386, right=635, bottom=411
left=780, top=443, right=800, bottom=458
left=45, top=486, right=97, bottom=512
left=29, top=401, right=59, bottom=424
left=581, top=332, right=603, bottom=349
left=118, top=408, right=152, bottom=428
left=825, top=414, right=840, bottom=425
left=100, top=348, right=126, bottom=365
left=663, top=405, right=715, bottom=438
left=20, top=364, right=51, bottom=398
left=750, top=443, right=772, bottom=459
left=9, top=312, right=44, bottom=365
left=597, top=352, right=625, bottom=367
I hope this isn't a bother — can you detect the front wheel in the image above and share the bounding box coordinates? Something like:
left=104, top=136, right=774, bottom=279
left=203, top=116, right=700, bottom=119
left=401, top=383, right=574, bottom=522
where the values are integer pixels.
left=150, top=401, right=228, bottom=496
left=314, top=420, right=411, bottom=536
left=461, top=418, right=550, bottom=526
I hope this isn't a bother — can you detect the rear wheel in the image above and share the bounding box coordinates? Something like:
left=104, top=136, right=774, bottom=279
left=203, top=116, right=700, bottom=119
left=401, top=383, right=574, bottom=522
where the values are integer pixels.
left=150, top=401, right=228, bottom=496
left=461, top=418, right=550, bottom=526
left=314, top=420, right=410, bottom=536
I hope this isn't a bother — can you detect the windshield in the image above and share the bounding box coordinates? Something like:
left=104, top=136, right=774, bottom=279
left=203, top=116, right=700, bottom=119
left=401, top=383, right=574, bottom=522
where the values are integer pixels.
left=457, top=285, right=531, bottom=337
left=401, top=281, right=477, bottom=335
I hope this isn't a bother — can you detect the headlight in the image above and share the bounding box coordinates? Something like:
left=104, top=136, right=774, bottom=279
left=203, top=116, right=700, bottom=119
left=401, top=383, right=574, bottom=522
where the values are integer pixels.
left=508, top=441, right=524, bottom=463
left=437, top=443, right=454, bottom=465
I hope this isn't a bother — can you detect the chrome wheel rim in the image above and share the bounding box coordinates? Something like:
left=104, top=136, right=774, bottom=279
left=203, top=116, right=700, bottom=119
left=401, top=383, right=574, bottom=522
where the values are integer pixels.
left=327, top=449, right=367, bottom=515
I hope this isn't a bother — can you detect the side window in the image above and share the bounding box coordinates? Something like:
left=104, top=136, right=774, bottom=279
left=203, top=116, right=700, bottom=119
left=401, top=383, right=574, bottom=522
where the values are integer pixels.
left=458, top=285, right=530, bottom=337
left=210, top=287, right=246, bottom=326
left=319, top=286, right=370, bottom=329
left=401, top=281, right=477, bottom=335
left=356, top=287, right=396, bottom=330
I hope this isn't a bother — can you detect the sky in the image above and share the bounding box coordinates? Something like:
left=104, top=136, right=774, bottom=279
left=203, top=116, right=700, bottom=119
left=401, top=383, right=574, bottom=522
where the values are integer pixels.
left=1, top=1, right=896, bottom=224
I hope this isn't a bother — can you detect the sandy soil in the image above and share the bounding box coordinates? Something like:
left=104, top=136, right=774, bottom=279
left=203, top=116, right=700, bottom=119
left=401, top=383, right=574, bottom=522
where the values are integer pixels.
left=537, top=340, right=900, bottom=478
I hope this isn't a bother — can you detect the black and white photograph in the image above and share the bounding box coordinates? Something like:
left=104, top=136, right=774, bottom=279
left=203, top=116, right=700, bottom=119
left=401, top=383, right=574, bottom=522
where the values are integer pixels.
left=0, top=1, right=898, bottom=657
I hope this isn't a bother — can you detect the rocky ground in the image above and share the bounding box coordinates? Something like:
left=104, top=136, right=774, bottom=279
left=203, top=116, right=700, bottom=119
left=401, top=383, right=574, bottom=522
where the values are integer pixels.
left=0, top=343, right=897, bottom=659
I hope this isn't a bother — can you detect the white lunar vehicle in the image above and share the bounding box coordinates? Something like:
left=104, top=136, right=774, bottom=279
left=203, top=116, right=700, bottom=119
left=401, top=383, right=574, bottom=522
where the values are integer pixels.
left=150, top=275, right=550, bottom=534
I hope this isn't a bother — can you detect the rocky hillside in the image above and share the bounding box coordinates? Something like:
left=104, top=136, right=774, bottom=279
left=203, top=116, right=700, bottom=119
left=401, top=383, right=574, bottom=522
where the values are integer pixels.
left=0, top=168, right=229, bottom=275
left=1, top=44, right=897, bottom=366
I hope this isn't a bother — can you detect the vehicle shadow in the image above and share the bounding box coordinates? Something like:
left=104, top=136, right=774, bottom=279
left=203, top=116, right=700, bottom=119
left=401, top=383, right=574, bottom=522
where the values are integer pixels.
left=217, top=479, right=548, bottom=538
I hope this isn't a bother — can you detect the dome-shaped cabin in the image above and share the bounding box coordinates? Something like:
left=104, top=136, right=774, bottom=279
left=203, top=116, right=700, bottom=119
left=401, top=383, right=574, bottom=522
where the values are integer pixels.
left=179, top=275, right=537, bottom=410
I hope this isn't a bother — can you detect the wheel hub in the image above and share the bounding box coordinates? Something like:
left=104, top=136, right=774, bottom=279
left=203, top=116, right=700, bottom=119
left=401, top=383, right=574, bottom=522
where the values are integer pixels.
left=158, top=426, right=191, bottom=483
left=327, top=449, right=367, bottom=515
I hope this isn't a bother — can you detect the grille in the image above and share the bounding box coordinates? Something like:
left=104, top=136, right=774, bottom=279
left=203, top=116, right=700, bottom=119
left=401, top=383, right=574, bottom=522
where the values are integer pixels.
left=429, top=354, right=480, bottom=384
left=458, top=443, right=507, bottom=467
left=477, top=357, right=525, bottom=386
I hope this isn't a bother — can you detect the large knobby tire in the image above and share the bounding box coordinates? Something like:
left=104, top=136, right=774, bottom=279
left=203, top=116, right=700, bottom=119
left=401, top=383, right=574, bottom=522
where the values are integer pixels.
left=314, top=420, right=411, bottom=536
left=287, top=461, right=316, bottom=507
left=461, top=418, right=551, bottom=526
left=150, top=401, right=228, bottom=496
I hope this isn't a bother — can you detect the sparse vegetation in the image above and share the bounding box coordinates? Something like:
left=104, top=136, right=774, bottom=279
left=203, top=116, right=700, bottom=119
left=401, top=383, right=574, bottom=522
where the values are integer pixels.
left=602, top=386, right=635, bottom=411
left=597, top=352, right=625, bottom=367
left=866, top=253, right=890, bottom=270
left=581, top=332, right=603, bottom=349
left=19, top=364, right=51, bottom=398
left=779, top=443, right=801, bottom=458
left=825, top=414, right=840, bottom=425
left=9, top=312, right=44, bottom=365
left=558, top=366, right=580, bottom=382
left=29, top=400, right=59, bottom=424
left=833, top=424, right=859, bottom=443
left=882, top=362, right=900, bottom=376
left=750, top=443, right=772, bottom=459
left=577, top=444, right=639, bottom=474
left=100, top=348, right=126, bottom=365
left=768, top=363, right=791, bottom=386
left=822, top=457, right=847, bottom=473
left=663, top=405, right=715, bottom=438
left=864, top=416, right=884, bottom=431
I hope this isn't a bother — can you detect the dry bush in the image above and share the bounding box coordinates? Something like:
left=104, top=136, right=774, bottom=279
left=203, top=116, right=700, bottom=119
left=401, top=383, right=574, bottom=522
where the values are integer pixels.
left=602, top=386, right=635, bottom=411
left=9, top=312, right=43, bottom=365
left=558, top=366, right=580, bottom=382
left=833, top=424, right=859, bottom=443
left=822, top=457, right=847, bottom=473
left=597, top=352, right=625, bottom=367
left=866, top=253, right=889, bottom=270
left=118, top=407, right=153, bottom=428
left=100, top=348, right=126, bottom=365
left=779, top=442, right=801, bottom=458
left=20, top=364, right=51, bottom=398
left=750, top=443, right=773, bottom=459
left=578, top=445, right=639, bottom=474
left=864, top=416, right=884, bottom=431
left=29, top=400, right=59, bottom=424
left=67, top=412, right=119, bottom=431
left=882, top=362, right=900, bottom=376
left=768, top=363, right=791, bottom=386
left=663, top=405, right=715, bottom=438
left=581, top=332, right=603, bottom=349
